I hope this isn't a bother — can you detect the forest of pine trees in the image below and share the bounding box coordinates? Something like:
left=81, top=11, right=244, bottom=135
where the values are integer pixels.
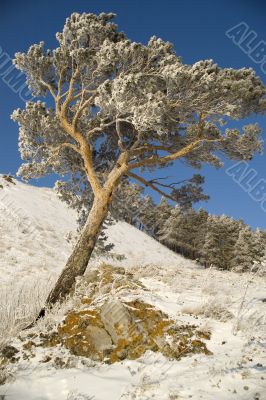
left=118, top=186, right=266, bottom=272
left=156, top=205, right=266, bottom=271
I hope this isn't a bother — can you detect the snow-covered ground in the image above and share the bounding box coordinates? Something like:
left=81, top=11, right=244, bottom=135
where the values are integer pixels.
left=0, top=175, right=265, bottom=400
left=0, top=175, right=187, bottom=284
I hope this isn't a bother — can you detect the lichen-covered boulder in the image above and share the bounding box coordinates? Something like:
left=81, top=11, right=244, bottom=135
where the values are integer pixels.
left=23, top=265, right=211, bottom=364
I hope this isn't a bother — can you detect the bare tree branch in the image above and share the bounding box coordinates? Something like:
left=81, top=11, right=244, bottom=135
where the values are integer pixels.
left=127, top=171, right=177, bottom=202
left=148, top=177, right=188, bottom=189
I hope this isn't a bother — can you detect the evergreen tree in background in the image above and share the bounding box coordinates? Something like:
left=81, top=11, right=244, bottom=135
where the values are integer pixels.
left=158, top=207, right=205, bottom=259
left=157, top=206, right=183, bottom=252
left=110, top=179, right=144, bottom=225
left=138, top=196, right=156, bottom=233
left=233, top=226, right=256, bottom=271
left=253, top=228, right=266, bottom=263
left=154, top=201, right=265, bottom=272
left=153, top=197, right=173, bottom=237
left=174, top=208, right=204, bottom=258
left=200, top=215, right=241, bottom=269
left=192, top=208, right=209, bottom=261
left=202, top=215, right=220, bottom=267
left=233, top=226, right=265, bottom=271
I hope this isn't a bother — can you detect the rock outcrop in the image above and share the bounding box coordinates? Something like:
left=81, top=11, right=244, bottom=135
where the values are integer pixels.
left=20, top=265, right=212, bottom=364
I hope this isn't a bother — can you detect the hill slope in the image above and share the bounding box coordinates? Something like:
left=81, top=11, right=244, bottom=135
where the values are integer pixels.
left=0, top=175, right=187, bottom=284
left=0, top=175, right=265, bottom=400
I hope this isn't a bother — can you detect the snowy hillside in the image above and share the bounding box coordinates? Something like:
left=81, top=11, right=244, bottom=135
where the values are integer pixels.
left=0, top=175, right=265, bottom=400
left=0, top=175, right=187, bottom=284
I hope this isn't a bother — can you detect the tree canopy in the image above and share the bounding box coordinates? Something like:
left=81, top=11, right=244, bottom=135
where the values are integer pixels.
left=11, top=12, right=266, bottom=218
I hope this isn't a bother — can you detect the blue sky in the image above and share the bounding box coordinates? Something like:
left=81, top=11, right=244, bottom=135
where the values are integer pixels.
left=0, top=0, right=266, bottom=228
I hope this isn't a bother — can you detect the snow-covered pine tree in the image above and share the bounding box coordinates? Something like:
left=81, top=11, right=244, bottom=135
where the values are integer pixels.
left=138, top=195, right=156, bottom=233
left=256, top=228, right=266, bottom=244
left=12, top=12, right=266, bottom=304
left=233, top=226, right=256, bottom=271
left=110, top=179, right=144, bottom=225
left=158, top=207, right=208, bottom=260
left=202, top=216, right=221, bottom=268
left=233, top=226, right=265, bottom=271
left=174, top=209, right=200, bottom=258
left=192, top=208, right=209, bottom=261
left=139, top=173, right=209, bottom=237
left=157, top=206, right=183, bottom=251
left=202, top=215, right=242, bottom=269
left=171, top=174, right=209, bottom=209
left=252, top=250, right=266, bottom=274
left=152, top=197, right=173, bottom=237
left=252, top=228, right=266, bottom=263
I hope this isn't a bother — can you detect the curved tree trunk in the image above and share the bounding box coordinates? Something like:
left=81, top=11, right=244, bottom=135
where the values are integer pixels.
left=46, top=193, right=110, bottom=305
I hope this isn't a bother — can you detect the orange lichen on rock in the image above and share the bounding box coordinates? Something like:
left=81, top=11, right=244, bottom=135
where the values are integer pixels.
left=37, top=265, right=212, bottom=363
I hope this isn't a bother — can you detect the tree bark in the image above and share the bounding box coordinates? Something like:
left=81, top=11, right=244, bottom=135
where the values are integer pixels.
left=46, top=192, right=111, bottom=305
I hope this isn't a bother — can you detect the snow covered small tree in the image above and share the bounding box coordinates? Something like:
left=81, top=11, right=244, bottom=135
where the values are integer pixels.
left=138, top=196, right=173, bottom=238
left=252, top=250, right=266, bottom=274
left=157, top=206, right=183, bottom=251
left=138, top=195, right=156, bottom=233
left=138, top=174, right=208, bottom=236
left=152, top=197, right=173, bottom=237
left=195, top=208, right=209, bottom=262
left=158, top=207, right=208, bottom=259
left=202, top=216, right=220, bottom=268
left=110, top=179, right=144, bottom=225
left=252, top=228, right=266, bottom=262
left=233, top=226, right=265, bottom=271
left=12, top=12, right=266, bottom=304
left=202, top=215, right=242, bottom=269
left=191, top=208, right=209, bottom=260
left=233, top=226, right=255, bottom=271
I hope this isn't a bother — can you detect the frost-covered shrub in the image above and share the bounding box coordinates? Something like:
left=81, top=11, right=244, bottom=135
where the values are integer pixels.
left=182, top=300, right=233, bottom=322
left=0, top=277, right=54, bottom=349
